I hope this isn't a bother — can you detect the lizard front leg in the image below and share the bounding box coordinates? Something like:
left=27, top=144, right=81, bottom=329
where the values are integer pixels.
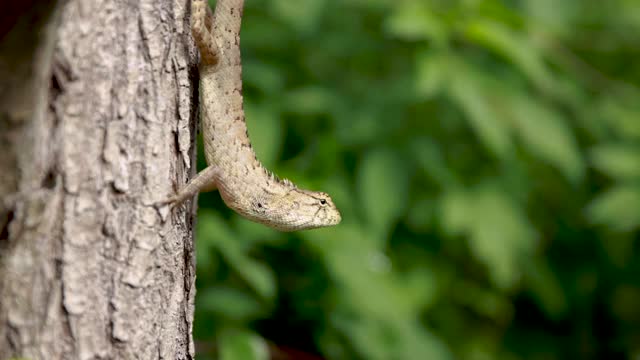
left=156, top=1, right=220, bottom=208
left=158, top=165, right=220, bottom=207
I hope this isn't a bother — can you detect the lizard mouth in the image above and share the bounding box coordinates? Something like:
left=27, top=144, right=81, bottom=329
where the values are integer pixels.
left=330, top=210, right=342, bottom=225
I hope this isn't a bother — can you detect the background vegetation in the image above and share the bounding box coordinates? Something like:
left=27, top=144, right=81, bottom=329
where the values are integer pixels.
left=193, top=0, right=640, bottom=359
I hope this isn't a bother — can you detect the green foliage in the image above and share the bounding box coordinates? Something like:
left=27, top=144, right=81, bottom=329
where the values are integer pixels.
left=194, top=0, right=640, bottom=359
left=219, top=330, right=269, bottom=360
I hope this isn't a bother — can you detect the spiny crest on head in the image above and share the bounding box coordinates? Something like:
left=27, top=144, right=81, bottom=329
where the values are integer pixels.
left=263, top=166, right=297, bottom=189
left=281, top=178, right=296, bottom=188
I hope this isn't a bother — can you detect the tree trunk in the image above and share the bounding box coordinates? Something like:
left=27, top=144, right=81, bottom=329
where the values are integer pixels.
left=0, top=0, right=198, bottom=358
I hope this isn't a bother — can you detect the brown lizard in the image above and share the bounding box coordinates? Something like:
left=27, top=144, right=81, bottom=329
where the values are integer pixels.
left=160, top=0, right=341, bottom=231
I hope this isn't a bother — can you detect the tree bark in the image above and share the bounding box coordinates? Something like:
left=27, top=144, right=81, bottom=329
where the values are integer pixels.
left=0, top=0, right=198, bottom=358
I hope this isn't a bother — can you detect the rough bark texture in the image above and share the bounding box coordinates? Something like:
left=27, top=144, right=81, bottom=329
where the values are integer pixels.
left=0, top=0, right=199, bottom=358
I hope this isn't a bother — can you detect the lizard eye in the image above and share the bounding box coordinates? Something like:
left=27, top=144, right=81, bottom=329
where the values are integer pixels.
left=319, top=199, right=327, bottom=205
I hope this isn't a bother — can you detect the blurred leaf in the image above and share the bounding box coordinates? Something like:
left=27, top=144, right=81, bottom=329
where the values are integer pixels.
left=243, top=60, right=285, bottom=94
left=504, top=94, right=584, bottom=182
left=245, top=100, right=283, bottom=168
left=332, top=316, right=392, bottom=360
left=270, top=0, right=325, bottom=34
left=464, top=19, right=553, bottom=92
left=336, top=108, right=384, bottom=147
left=619, top=0, right=640, bottom=28
left=197, top=212, right=276, bottom=299
left=384, top=1, right=448, bottom=44
left=283, top=86, right=336, bottom=116
left=404, top=267, right=440, bottom=311
left=590, top=144, right=640, bottom=180
left=610, top=285, right=640, bottom=322
left=220, top=330, right=269, bottom=360
left=241, top=14, right=294, bottom=51
left=524, top=259, right=567, bottom=319
left=197, top=210, right=236, bottom=269
left=334, top=315, right=451, bottom=360
left=587, top=185, right=640, bottom=231
left=306, top=224, right=432, bottom=319
left=395, top=323, right=452, bottom=360
left=453, top=280, right=513, bottom=321
left=439, top=188, right=469, bottom=237
left=412, top=137, right=458, bottom=188
left=415, top=51, right=449, bottom=98
left=525, top=0, right=578, bottom=36
left=233, top=215, right=281, bottom=245
left=602, top=101, right=640, bottom=139
left=441, top=185, right=537, bottom=289
left=343, top=0, right=392, bottom=9
left=313, top=133, right=341, bottom=173
left=357, top=149, right=409, bottom=237
left=218, top=248, right=276, bottom=300
left=197, top=287, right=262, bottom=320
left=407, top=196, right=437, bottom=232
left=448, top=66, right=513, bottom=158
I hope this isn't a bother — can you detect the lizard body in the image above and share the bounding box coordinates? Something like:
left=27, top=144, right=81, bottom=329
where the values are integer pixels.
left=162, top=0, right=341, bottom=231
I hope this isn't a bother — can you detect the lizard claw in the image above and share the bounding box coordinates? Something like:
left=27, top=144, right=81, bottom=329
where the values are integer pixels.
left=152, top=197, right=176, bottom=222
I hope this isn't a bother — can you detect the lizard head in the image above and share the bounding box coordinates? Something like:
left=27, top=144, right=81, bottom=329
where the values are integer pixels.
left=248, top=186, right=341, bottom=232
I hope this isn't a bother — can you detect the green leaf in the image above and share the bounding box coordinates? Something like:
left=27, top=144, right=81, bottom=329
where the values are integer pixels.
left=406, top=196, right=436, bottom=232
left=357, top=149, right=409, bottom=237
left=336, top=108, right=384, bottom=147
left=463, top=19, right=553, bottom=92
left=448, top=67, right=513, bottom=158
left=439, top=189, right=470, bottom=237
left=243, top=60, right=285, bottom=94
left=220, top=330, right=269, bottom=360
left=270, top=0, right=325, bottom=34
left=343, top=0, right=392, bottom=9
left=525, top=0, right=578, bottom=36
left=524, top=259, right=567, bottom=319
left=227, top=251, right=277, bottom=300
left=197, top=210, right=236, bottom=270
left=415, top=51, right=449, bottom=98
left=197, top=287, right=262, bottom=320
left=590, top=144, right=640, bottom=179
left=306, top=224, right=431, bottom=320
left=603, top=101, right=640, bottom=140
left=197, top=212, right=276, bottom=299
left=334, top=315, right=451, bottom=360
left=233, top=215, right=281, bottom=245
left=245, top=100, right=283, bottom=168
left=441, top=185, right=537, bottom=289
left=411, top=137, right=458, bottom=188
left=587, top=185, right=640, bottom=231
left=384, top=2, right=448, bottom=44
left=504, top=95, right=584, bottom=182
left=453, top=280, right=512, bottom=321
left=284, top=86, right=336, bottom=116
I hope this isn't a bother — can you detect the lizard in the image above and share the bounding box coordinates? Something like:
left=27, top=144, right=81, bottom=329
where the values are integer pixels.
left=158, top=0, right=341, bottom=231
